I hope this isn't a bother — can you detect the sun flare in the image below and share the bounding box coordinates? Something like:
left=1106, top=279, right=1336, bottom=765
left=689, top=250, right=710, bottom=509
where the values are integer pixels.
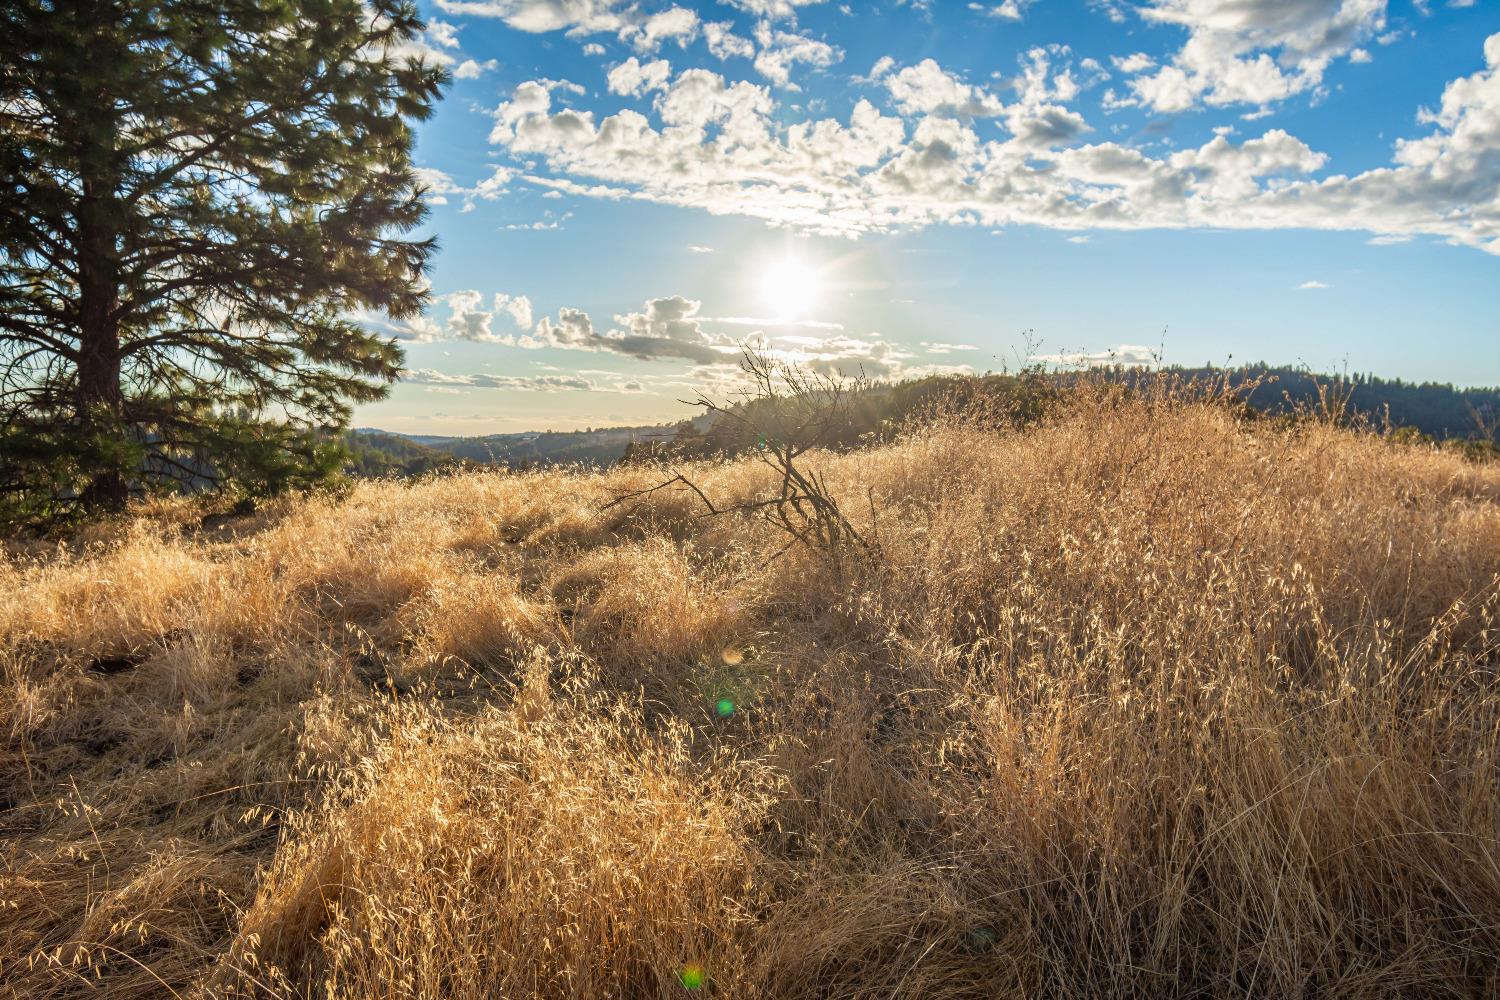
left=759, top=257, right=822, bottom=321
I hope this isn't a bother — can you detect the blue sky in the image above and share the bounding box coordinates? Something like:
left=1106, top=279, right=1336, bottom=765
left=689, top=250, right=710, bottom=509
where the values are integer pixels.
left=357, top=0, right=1500, bottom=435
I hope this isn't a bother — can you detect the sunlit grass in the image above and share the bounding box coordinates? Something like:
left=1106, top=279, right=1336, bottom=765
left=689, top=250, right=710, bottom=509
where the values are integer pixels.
left=3, top=387, right=1499, bottom=998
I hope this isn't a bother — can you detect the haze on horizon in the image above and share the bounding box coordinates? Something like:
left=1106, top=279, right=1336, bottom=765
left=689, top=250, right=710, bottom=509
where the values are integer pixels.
left=356, top=0, right=1500, bottom=437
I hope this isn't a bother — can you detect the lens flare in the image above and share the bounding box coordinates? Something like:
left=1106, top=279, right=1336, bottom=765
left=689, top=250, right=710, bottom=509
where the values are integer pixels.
left=679, top=962, right=706, bottom=990
left=715, top=697, right=736, bottom=718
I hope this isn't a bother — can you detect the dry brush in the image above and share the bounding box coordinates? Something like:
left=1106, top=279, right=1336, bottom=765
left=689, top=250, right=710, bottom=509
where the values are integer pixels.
left=2, top=385, right=1499, bottom=998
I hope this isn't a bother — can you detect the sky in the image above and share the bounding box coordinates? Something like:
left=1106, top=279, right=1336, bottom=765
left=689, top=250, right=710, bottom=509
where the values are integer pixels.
left=355, top=0, right=1500, bottom=435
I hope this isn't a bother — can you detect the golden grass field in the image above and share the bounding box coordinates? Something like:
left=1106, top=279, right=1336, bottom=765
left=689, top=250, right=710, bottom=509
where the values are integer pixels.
left=3, top=387, right=1500, bottom=998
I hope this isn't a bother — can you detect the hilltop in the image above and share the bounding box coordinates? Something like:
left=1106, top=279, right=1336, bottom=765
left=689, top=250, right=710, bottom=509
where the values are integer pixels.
left=3, top=383, right=1500, bottom=998
left=347, top=365, right=1500, bottom=476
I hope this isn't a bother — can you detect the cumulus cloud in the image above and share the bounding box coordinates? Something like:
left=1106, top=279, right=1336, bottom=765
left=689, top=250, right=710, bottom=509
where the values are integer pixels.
left=402, top=368, right=598, bottom=391
left=1121, top=0, right=1389, bottom=113
left=786, top=334, right=915, bottom=377
left=1003, top=46, right=1092, bottom=146
left=445, top=290, right=536, bottom=342
left=1112, top=51, right=1157, bottom=73
left=530, top=296, right=738, bottom=363
left=1298, top=279, right=1331, bottom=288
left=454, top=58, right=500, bottom=78
left=495, top=293, right=535, bottom=329
left=752, top=23, right=843, bottom=87
left=884, top=59, right=1007, bottom=117
left=432, top=0, right=698, bottom=53
left=353, top=308, right=444, bottom=343
left=463, top=292, right=935, bottom=380
left=390, top=19, right=469, bottom=67
left=969, top=0, right=1036, bottom=21
left=704, top=21, right=756, bottom=60
left=426, top=18, right=462, bottom=48
left=1037, top=344, right=1161, bottom=366
left=623, top=6, right=699, bottom=52
left=446, top=289, right=495, bottom=341
left=432, top=0, right=629, bottom=34
left=607, top=56, right=672, bottom=95
left=480, top=31, right=1500, bottom=254
left=725, top=0, right=827, bottom=20
left=503, top=217, right=567, bottom=230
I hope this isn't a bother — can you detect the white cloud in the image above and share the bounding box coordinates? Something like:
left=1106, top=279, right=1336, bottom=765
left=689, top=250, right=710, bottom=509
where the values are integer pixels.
left=795, top=338, right=913, bottom=377
left=1037, top=344, right=1160, bottom=366
left=623, top=6, right=699, bottom=52
left=753, top=24, right=843, bottom=87
left=446, top=289, right=493, bottom=342
left=969, top=0, right=1036, bottom=21
left=454, top=58, right=499, bottom=79
left=704, top=21, right=756, bottom=60
left=885, top=59, right=1007, bottom=117
left=427, top=19, right=462, bottom=48
left=504, top=218, right=567, bottom=230
left=1092, top=0, right=1129, bottom=22
left=1111, top=51, right=1157, bottom=73
left=687, top=244, right=716, bottom=253
left=482, top=32, right=1500, bottom=254
left=863, top=55, right=898, bottom=82
left=432, top=0, right=629, bottom=34
left=1123, top=0, right=1389, bottom=113
left=390, top=19, right=476, bottom=68
left=725, top=0, right=827, bottom=20
left=1067, top=234, right=1092, bottom=243
left=531, top=296, right=737, bottom=363
left=414, top=164, right=515, bottom=210
left=444, top=290, right=498, bottom=342
left=479, top=294, right=925, bottom=379
left=1002, top=46, right=1093, bottom=146
left=430, top=0, right=700, bottom=56
left=922, top=341, right=978, bottom=354
left=432, top=290, right=536, bottom=344
left=495, top=293, right=534, bottom=329
left=412, top=166, right=463, bottom=205
left=607, top=56, right=672, bottom=96
left=1298, top=279, right=1330, bottom=288
left=353, top=308, right=444, bottom=343
left=403, top=368, right=598, bottom=391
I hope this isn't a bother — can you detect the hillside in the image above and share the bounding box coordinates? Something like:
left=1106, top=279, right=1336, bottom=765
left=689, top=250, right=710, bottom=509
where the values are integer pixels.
left=4, top=386, right=1500, bottom=998
left=349, top=423, right=677, bottom=473
left=351, top=366, right=1500, bottom=477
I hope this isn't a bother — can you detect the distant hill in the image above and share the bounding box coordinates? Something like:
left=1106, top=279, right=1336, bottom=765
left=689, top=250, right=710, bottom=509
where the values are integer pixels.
left=1171, top=366, right=1500, bottom=440
left=346, top=423, right=677, bottom=475
left=343, top=430, right=458, bottom=478
left=348, top=365, right=1499, bottom=478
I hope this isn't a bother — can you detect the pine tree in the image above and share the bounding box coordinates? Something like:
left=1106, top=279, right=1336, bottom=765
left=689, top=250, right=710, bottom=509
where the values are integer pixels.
left=0, top=0, right=445, bottom=516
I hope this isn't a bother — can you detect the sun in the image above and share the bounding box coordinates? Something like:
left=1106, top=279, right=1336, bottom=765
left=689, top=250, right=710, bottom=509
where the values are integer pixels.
left=759, top=256, right=822, bottom=321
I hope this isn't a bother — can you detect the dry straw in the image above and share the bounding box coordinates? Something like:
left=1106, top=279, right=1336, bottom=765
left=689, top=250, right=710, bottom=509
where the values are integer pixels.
left=3, top=382, right=1499, bottom=998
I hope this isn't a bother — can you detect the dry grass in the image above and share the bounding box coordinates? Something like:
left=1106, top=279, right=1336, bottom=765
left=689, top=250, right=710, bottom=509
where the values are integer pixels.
left=3, top=387, right=1500, bottom=998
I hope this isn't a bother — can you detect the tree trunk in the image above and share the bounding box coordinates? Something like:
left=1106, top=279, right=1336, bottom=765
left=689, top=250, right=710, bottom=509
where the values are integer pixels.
left=76, top=254, right=127, bottom=511
left=73, top=56, right=128, bottom=512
